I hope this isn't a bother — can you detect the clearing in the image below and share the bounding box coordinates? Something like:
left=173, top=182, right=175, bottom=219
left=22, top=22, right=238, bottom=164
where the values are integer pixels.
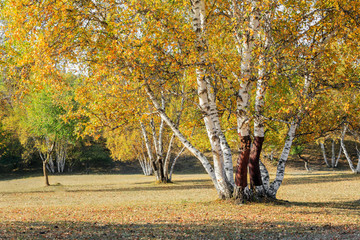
left=0, top=168, right=359, bottom=239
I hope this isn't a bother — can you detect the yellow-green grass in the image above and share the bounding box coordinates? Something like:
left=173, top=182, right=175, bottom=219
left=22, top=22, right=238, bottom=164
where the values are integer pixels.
left=0, top=171, right=359, bottom=239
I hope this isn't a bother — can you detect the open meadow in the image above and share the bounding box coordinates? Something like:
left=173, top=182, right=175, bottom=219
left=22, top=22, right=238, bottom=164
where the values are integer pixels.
left=0, top=169, right=359, bottom=239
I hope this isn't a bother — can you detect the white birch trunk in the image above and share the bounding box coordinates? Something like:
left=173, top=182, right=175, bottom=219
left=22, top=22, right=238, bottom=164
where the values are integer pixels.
left=47, top=156, right=55, bottom=173
left=254, top=63, right=266, bottom=138
left=191, top=0, right=231, bottom=198
left=205, top=75, right=234, bottom=186
left=163, top=134, right=175, bottom=178
left=158, top=92, right=165, bottom=161
left=205, top=83, right=232, bottom=192
left=340, top=125, right=358, bottom=173
left=335, top=136, right=343, bottom=168
left=140, top=121, right=156, bottom=175
left=150, top=118, right=160, bottom=159
left=267, top=123, right=297, bottom=198
left=138, top=153, right=152, bottom=176
left=218, top=132, right=234, bottom=187
left=331, top=139, right=336, bottom=168
left=169, top=145, right=186, bottom=182
left=341, top=139, right=357, bottom=173
left=253, top=2, right=268, bottom=138
left=320, top=142, right=331, bottom=167
left=55, top=140, right=67, bottom=173
left=145, top=84, right=220, bottom=193
left=259, top=160, right=270, bottom=192
left=237, top=0, right=259, bottom=137
left=335, top=142, right=341, bottom=168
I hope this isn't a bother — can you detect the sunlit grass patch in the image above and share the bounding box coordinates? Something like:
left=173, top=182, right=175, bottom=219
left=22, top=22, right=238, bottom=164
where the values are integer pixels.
left=0, top=171, right=359, bottom=239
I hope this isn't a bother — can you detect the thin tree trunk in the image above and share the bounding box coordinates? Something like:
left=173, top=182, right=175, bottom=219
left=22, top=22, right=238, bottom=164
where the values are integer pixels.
left=47, top=155, right=55, bottom=173
left=341, top=139, right=357, bottom=172
left=163, top=134, right=175, bottom=181
left=43, top=160, right=50, bottom=186
left=169, top=146, right=186, bottom=182
left=267, top=123, right=297, bottom=198
left=259, top=159, right=270, bottom=192
left=335, top=139, right=342, bottom=168
left=340, top=125, right=358, bottom=173
left=331, top=139, right=335, bottom=168
left=164, top=89, right=187, bottom=182
left=150, top=118, right=166, bottom=183
left=320, top=142, right=331, bottom=167
left=138, top=153, right=152, bottom=176
left=140, top=121, right=157, bottom=176
left=356, top=155, right=360, bottom=173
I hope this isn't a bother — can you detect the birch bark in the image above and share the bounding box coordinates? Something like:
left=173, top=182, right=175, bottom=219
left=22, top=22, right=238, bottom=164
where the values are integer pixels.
left=169, top=145, right=186, bottom=182
left=335, top=139, right=342, bottom=168
left=320, top=142, right=331, bottom=167
left=331, top=139, right=335, bottom=168
left=267, top=123, right=297, bottom=198
left=163, top=134, right=175, bottom=180
left=145, top=84, right=221, bottom=194
left=140, top=121, right=157, bottom=175
left=150, top=118, right=166, bottom=182
left=340, top=125, right=359, bottom=173
left=191, top=0, right=232, bottom=198
left=233, top=0, right=260, bottom=197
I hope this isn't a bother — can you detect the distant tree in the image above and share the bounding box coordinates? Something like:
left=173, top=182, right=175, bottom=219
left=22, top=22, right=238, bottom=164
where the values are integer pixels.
left=16, top=87, right=77, bottom=185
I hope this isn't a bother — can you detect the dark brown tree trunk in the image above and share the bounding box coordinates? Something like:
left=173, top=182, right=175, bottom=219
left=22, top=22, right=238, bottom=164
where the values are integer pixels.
left=43, top=161, right=50, bottom=186
left=235, top=135, right=251, bottom=188
left=157, top=158, right=168, bottom=183
left=249, top=136, right=264, bottom=188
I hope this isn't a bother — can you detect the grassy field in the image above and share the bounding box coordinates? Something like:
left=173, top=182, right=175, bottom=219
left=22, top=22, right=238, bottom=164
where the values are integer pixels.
left=0, top=170, right=359, bottom=239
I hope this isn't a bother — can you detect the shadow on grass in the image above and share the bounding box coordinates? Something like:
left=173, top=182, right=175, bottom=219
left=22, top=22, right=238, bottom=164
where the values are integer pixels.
left=0, top=182, right=215, bottom=195
left=1, top=219, right=359, bottom=240
left=282, top=173, right=360, bottom=186
left=65, top=184, right=214, bottom=193
left=271, top=199, right=360, bottom=216
left=134, top=178, right=212, bottom=185
left=0, top=172, right=43, bottom=182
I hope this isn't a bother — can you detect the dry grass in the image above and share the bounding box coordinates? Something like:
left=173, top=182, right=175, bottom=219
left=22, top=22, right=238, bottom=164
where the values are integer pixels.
left=0, top=170, right=359, bottom=239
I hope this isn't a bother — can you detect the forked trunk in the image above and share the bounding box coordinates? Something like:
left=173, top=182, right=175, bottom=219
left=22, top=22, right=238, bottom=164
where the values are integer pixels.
left=145, top=84, right=221, bottom=194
